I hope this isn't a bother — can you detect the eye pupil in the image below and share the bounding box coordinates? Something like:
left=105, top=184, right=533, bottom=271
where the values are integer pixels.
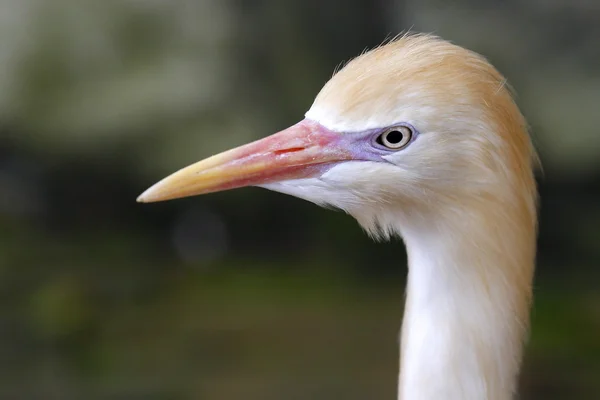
left=376, top=125, right=413, bottom=150
left=386, top=130, right=403, bottom=144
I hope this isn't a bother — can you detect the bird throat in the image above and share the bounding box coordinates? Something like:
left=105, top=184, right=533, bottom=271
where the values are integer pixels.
left=393, top=205, right=535, bottom=400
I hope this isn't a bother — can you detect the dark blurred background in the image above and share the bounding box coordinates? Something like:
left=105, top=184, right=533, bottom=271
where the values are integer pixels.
left=0, top=0, right=598, bottom=399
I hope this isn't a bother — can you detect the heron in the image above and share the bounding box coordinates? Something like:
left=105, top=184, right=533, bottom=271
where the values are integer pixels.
left=137, top=34, right=538, bottom=400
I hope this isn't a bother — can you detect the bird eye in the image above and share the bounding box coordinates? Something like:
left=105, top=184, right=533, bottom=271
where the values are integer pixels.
left=376, top=126, right=413, bottom=150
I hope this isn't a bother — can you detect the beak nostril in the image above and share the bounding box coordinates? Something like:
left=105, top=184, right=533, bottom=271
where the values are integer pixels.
left=273, top=147, right=306, bottom=155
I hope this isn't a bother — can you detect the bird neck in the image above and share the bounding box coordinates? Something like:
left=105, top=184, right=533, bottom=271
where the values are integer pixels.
left=396, top=199, right=536, bottom=400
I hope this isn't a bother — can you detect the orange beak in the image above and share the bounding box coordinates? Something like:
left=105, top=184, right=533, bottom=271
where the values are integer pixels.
left=137, top=120, right=352, bottom=203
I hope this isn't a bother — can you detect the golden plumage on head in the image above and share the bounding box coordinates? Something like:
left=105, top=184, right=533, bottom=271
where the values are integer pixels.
left=138, top=33, right=538, bottom=400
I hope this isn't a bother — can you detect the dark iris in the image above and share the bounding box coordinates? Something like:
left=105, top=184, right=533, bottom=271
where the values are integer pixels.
left=377, top=130, right=404, bottom=146
left=385, top=130, right=404, bottom=144
left=375, top=125, right=414, bottom=150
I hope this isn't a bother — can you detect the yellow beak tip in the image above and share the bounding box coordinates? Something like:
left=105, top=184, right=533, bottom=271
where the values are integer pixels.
left=136, top=193, right=150, bottom=203
left=136, top=186, right=160, bottom=203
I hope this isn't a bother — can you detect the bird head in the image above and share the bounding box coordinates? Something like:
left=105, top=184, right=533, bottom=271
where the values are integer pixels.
left=138, top=34, right=536, bottom=238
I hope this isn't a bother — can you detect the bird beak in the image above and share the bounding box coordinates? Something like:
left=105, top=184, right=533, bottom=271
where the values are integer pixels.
left=137, top=120, right=350, bottom=203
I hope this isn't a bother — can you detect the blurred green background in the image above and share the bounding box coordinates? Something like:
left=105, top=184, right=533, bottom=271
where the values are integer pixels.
left=1, top=0, right=599, bottom=399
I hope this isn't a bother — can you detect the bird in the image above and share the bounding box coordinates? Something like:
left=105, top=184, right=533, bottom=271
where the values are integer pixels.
left=137, top=34, right=538, bottom=400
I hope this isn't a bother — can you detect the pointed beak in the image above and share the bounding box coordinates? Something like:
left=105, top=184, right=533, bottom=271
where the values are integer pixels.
left=137, top=120, right=351, bottom=203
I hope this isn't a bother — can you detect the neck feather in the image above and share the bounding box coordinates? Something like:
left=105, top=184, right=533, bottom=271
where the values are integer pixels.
left=361, top=191, right=536, bottom=400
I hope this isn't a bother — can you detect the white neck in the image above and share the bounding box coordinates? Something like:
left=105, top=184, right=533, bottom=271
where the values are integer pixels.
left=393, top=202, right=535, bottom=400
